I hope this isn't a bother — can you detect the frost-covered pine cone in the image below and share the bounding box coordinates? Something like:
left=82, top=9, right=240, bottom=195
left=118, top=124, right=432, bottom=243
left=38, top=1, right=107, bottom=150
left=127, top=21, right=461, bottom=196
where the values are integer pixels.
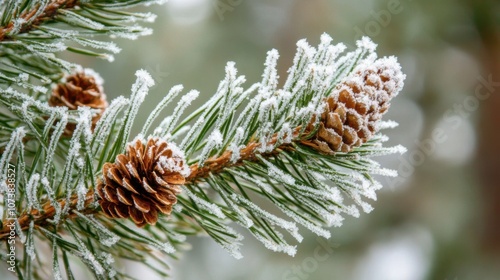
left=302, top=56, right=405, bottom=154
left=49, top=69, right=108, bottom=133
left=96, top=137, right=190, bottom=227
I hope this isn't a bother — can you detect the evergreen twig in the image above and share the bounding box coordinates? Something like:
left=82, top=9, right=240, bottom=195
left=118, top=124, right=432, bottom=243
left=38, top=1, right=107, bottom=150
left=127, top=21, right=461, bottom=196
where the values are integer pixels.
left=0, top=0, right=406, bottom=278
left=0, top=0, right=80, bottom=41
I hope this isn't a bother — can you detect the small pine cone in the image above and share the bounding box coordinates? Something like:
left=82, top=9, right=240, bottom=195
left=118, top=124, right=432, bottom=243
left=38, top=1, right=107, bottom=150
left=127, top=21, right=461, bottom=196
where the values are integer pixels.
left=96, top=137, right=190, bottom=227
left=49, top=69, right=107, bottom=133
left=302, top=57, right=405, bottom=154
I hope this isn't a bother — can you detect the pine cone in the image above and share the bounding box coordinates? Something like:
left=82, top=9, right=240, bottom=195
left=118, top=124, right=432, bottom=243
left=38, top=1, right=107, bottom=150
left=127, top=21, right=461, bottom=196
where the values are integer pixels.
left=302, top=57, right=405, bottom=154
left=96, top=137, right=190, bottom=227
left=49, top=69, right=107, bottom=133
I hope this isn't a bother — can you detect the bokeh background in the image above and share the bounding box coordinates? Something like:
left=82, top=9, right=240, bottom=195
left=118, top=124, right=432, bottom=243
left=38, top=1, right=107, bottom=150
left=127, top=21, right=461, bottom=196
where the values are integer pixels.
left=76, top=0, right=500, bottom=279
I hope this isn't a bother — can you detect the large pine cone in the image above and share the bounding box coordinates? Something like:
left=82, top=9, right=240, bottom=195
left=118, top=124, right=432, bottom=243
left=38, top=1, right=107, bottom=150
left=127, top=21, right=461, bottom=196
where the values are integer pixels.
left=302, top=57, right=405, bottom=154
left=49, top=70, right=107, bottom=133
left=97, top=137, right=190, bottom=227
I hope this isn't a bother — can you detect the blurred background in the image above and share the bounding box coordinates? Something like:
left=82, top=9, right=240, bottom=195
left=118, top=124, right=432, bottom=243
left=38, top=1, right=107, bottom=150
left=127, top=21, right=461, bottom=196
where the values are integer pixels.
left=77, top=0, right=500, bottom=279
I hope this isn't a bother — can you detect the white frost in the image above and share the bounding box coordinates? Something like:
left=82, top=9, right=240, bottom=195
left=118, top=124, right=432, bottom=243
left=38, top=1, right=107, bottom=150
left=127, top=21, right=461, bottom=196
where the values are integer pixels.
left=198, top=129, right=223, bottom=165
left=157, top=142, right=190, bottom=177
left=357, top=36, right=377, bottom=52
left=135, top=69, right=155, bottom=88
left=183, top=187, right=225, bottom=219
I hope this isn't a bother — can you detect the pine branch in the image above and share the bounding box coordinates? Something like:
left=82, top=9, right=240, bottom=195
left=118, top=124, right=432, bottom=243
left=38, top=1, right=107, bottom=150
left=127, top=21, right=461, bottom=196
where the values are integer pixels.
left=0, top=0, right=79, bottom=41
left=0, top=0, right=163, bottom=91
left=1, top=35, right=406, bottom=256
left=0, top=1, right=406, bottom=274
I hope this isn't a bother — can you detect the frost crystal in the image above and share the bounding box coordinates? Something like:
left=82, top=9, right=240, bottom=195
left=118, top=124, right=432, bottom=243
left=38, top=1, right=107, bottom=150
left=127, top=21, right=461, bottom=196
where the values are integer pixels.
left=263, top=158, right=295, bottom=185
left=53, top=242, right=63, bottom=280
left=77, top=181, right=88, bottom=211
left=274, top=199, right=331, bottom=239
left=183, top=187, right=225, bottom=219
left=135, top=69, right=155, bottom=88
left=26, top=174, right=40, bottom=210
left=157, top=141, right=190, bottom=177
left=144, top=0, right=169, bottom=6
left=232, top=194, right=303, bottom=243
left=59, top=9, right=105, bottom=30
left=229, top=127, right=245, bottom=163
left=100, top=252, right=115, bottom=265
left=79, top=243, right=105, bottom=275
left=277, top=122, right=293, bottom=144
left=15, top=219, right=26, bottom=243
left=119, top=70, right=154, bottom=152
left=161, top=89, right=199, bottom=135
left=223, top=243, right=244, bottom=260
left=0, top=127, right=26, bottom=182
left=41, top=177, right=61, bottom=224
left=254, top=233, right=297, bottom=257
left=149, top=241, right=175, bottom=254
left=92, top=96, right=129, bottom=152
left=180, top=116, right=204, bottom=149
left=25, top=221, right=36, bottom=260
left=261, top=49, right=280, bottom=91
left=143, top=84, right=184, bottom=135
left=10, top=17, right=26, bottom=35
left=181, top=89, right=199, bottom=104
left=198, top=129, right=223, bottom=165
left=357, top=36, right=377, bottom=52
left=82, top=68, right=105, bottom=86
left=72, top=213, right=122, bottom=247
